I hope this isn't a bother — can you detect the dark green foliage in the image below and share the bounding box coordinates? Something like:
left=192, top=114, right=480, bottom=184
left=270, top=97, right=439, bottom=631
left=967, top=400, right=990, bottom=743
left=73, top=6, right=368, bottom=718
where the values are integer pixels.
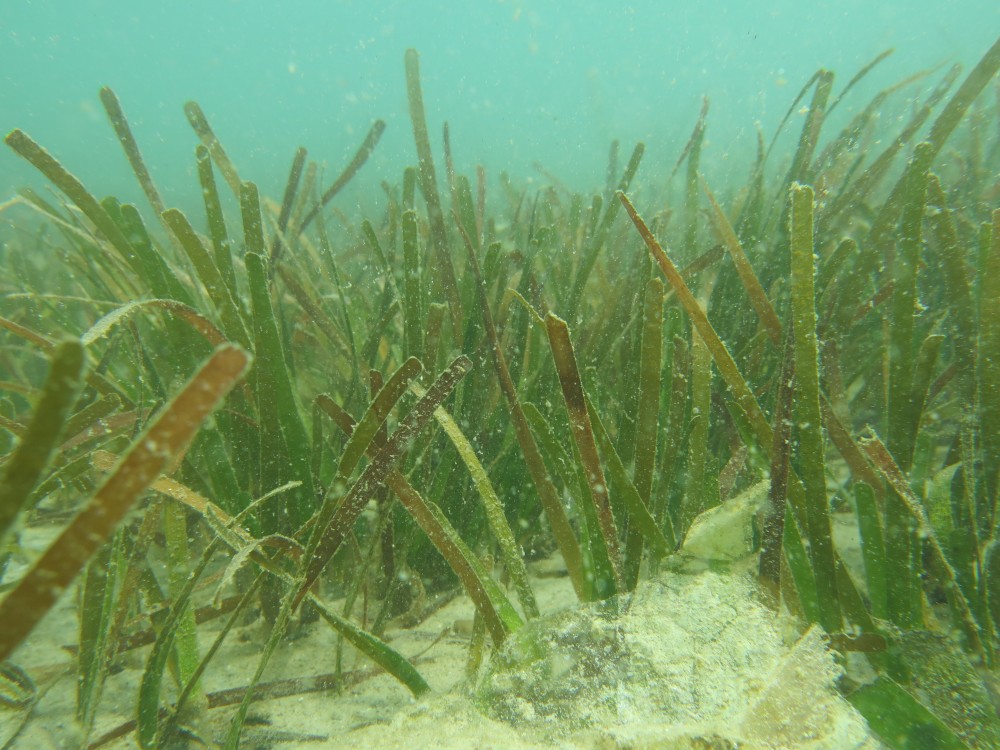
left=849, top=676, right=968, bottom=749
left=0, top=340, right=84, bottom=547
left=1, top=36, right=999, bottom=746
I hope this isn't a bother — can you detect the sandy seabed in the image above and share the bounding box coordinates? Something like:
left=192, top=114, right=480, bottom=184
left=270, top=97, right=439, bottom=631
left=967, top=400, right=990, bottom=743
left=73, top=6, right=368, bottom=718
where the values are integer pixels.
left=1, top=519, right=880, bottom=749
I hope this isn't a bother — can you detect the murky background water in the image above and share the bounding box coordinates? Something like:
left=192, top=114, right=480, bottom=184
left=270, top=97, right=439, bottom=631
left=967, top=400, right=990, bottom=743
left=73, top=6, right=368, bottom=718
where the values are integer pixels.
left=2, top=1, right=997, bottom=213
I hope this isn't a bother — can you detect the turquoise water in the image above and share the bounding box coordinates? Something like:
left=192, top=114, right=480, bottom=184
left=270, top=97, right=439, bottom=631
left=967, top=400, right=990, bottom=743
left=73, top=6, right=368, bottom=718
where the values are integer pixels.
left=2, top=0, right=997, bottom=212
left=1, top=4, right=999, bottom=747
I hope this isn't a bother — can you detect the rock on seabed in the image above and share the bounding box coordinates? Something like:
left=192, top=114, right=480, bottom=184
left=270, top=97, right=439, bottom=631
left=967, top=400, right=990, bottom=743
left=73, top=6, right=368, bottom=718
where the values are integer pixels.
left=477, top=567, right=881, bottom=749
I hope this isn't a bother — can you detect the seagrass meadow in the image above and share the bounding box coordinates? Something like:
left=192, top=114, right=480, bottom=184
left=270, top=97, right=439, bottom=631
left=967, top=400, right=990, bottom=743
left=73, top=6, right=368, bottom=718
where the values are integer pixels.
left=0, top=35, right=1000, bottom=749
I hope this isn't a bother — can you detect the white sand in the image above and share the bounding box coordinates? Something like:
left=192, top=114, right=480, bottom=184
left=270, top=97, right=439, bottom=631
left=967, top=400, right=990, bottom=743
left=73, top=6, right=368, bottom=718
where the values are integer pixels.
left=1, top=494, right=881, bottom=749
